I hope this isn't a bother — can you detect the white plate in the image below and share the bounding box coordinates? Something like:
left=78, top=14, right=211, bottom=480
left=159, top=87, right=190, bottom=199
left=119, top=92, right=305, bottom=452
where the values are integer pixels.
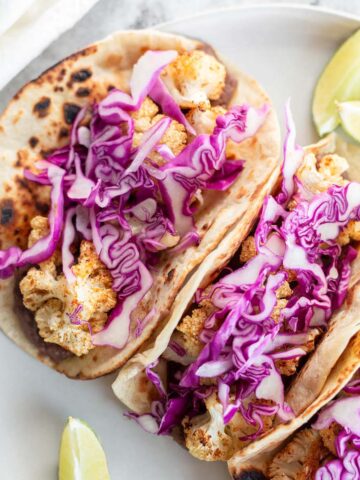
left=0, top=5, right=359, bottom=480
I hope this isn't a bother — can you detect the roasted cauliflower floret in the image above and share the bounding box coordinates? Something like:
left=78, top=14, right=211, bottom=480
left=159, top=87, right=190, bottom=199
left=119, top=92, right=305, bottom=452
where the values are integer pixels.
left=183, top=393, right=233, bottom=461
left=319, top=422, right=341, bottom=456
left=276, top=280, right=292, bottom=299
left=270, top=281, right=292, bottom=324
left=131, top=97, right=159, bottom=132
left=226, top=398, right=275, bottom=451
left=27, top=216, right=61, bottom=271
left=71, top=240, right=117, bottom=323
left=268, top=429, right=326, bottom=480
left=240, top=236, right=257, bottom=263
left=338, top=220, right=360, bottom=246
left=271, top=299, right=288, bottom=324
left=162, top=50, right=226, bottom=109
left=28, top=216, right=49, bottom=246
left=317, top=153, right=349, bottom=180
left=133, top=113, right=187, bottom=166
left=275, top=328, right=320, bottom=376
left=184, top=395, right=275, bottom=461
left=186, top=105, right=243, bottom=160
left=35, top=299, right=94, bottom=356
left=176, top=300, right=215, bottom=358
left=152, top=114, right=187, bottom=157
left=297, top=152, right=348, bottom=194
left=186, top=105, right=226, bottom=135
left=20, top=220, right=117, bottom=356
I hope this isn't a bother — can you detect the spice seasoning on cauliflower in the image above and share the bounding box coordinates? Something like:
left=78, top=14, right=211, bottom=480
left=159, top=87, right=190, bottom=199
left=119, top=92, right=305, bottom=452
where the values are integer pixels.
left=132, top=98, right=188, bottom=166
left=239, top=236, right=257, bottom=263
left=319, top=422, right=342, bottom=457
left=271, top=280, right=292, bottom=324
left=182, top=394, right=234, bottom=461
left=297, top=151, right=360, bottom=246
left=176, top=300, right=215, bottom=358
left=275, top=329, right=320, bottom=376
left=338, top=220, right=360, bottom=246
left=183, top=395, right=275, bottom=461
left=162, top=50, right=226, bottom=109
left=186, top=105, right=226, bottom=135
left=20, top=216, right=117, bottom=356
left=268, top=429, right=328, bottom=480
left=131, top=97, right=159, bottom=132
left=297, top=152, right=349, bottom=194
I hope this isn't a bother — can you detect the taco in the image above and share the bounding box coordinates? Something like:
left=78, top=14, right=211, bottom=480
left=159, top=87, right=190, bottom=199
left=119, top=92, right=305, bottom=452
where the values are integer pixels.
left=0, top=30, right=280, bottom=378
left=113, top=108, right=360, bottom=462
left=228, top=331, right=360, bottom=479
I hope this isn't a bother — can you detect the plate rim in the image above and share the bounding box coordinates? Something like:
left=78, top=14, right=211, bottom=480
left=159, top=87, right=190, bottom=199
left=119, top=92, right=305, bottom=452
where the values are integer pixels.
left=155, top=2, right=360, bottom=31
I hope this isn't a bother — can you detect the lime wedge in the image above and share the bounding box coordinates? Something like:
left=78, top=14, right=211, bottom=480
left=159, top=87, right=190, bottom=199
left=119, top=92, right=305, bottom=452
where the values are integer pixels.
left=312, top=29, right=360, bottom=136
left=337, top=100, right=360, bottom=142
left=59, top=417, right=110, bottom=480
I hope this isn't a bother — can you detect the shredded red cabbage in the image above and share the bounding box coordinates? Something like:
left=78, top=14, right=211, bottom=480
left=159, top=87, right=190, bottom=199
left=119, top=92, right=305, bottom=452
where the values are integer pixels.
left=0, top=50, right=267, bottom=350
left=313, top=372, right=360, bottom=479
left=131, top=104, right=360, bottom=440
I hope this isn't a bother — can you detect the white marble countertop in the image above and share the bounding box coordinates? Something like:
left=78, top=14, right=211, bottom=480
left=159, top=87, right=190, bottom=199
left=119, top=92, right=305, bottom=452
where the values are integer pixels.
left=1, top=0, right=359, bottom=112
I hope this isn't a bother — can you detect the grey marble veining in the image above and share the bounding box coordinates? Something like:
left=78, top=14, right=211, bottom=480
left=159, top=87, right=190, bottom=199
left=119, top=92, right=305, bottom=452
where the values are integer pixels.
left=0, top=0, right=359, bottom=110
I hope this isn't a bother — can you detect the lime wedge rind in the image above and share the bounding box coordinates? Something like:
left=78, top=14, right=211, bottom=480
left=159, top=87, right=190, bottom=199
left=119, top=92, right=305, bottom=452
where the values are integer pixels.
left=337, top=100, right=360, bottom=143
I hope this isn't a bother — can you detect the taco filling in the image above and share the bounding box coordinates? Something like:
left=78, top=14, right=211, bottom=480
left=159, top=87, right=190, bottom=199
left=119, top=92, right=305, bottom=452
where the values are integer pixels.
left=268, top=371, right=360, bottom=480
left=0, top=47, right=270, bottom=359
left=124, top=105, right=360, bottom=461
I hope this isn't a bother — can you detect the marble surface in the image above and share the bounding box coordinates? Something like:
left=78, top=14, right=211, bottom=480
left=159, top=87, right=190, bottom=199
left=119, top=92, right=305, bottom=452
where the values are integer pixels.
left=0, top=0, right=359, bottom=110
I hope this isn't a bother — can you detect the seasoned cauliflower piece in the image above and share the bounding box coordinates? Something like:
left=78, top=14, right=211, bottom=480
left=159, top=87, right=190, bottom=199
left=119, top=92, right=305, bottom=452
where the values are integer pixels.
left=162, top=330, right=197, bottom=366
left=152, top=114, right=187, bottom=156
left=275, top=328, right=320, bottom=376
left=226, top=399, right=275, bottom=451
left=133, top=113, right=187, bottom=166
left=338, top=220, right=360, bottom=246
left=183, top=393, right=233, bottom=461
left=28, top=216, right=49, bottom=246
left=268, top=429, right=326, bottom=480
left=317, top=153, right=349, bottom=180
left=131, top=97, right=159, bottom=132
left=186, top=104, right=244, bottom=161
left=184, top=395, right=275, bottom=461
left=240, top=236, right=257, bottom=263
left=319, top=422, right=341, bottom=456
left=162, top=50, right=226, bottom=109
left=176, top=300, right=215, bottom=357
left=286, top=269, right=297, bottom=283
left=27, top=216, right=61, bottom=271
left=276, top=281, right=292, bottom=299
left=71, top=240, right=117, bottom=323
left=20, top=220, right=117, bottom=356
left=270, top=280, right=292, bottom=324
left=186, top=105, right=226, bottom=135
left=297, top=152, right=348, bottom=194
left=35, top=299, right=94, bottom=356
left=271, top=299, right=288, bottom=324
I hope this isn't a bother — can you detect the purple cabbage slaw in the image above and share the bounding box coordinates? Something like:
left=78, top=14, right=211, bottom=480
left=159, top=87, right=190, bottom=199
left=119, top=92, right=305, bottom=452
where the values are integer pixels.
left=312, top=372, right=360, bottom=479
left=131, top=102, right=360, bottom=439
left=0, top=49, right=270, bottom=349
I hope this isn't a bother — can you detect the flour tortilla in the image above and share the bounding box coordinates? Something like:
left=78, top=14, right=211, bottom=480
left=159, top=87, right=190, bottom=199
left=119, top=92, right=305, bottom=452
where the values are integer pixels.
left=0, top=30, right=281, bottom=378
left=228, top=314, right=360, bottom=478
left=114, top=134, right=360, bottom=458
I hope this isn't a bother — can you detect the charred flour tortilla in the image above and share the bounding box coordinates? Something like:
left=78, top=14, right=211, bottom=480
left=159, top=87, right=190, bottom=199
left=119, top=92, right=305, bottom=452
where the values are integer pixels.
left=113, top=126, right=360, bottom=462
left=0, top=30, right=280, bottom=378
left=228, top=328, right=360, bottom=479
